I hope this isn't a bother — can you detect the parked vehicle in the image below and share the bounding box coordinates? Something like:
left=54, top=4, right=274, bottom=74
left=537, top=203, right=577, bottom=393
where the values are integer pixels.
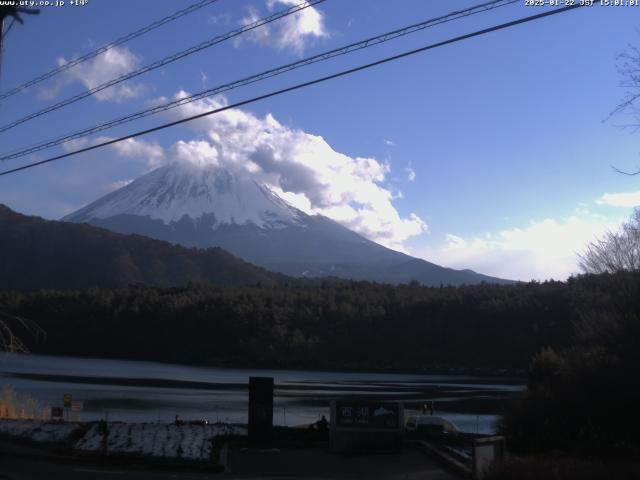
left=405, top=415, right=459, bottom=439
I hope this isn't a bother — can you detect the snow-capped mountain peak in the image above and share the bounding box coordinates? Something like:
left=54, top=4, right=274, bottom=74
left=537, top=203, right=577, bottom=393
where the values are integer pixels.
left=64, top=161, right=512, bottom=286
left=65, top=162, right=300, bottom=229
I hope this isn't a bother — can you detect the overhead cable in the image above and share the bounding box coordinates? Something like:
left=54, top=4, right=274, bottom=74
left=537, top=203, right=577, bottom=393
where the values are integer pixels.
left=0, top=4, right=585, bottom=178
left=0, top=0, right=518, bottom=162
left=0, top=0, right=222, bottom=101
left=0, top=0, right=325, bottom=134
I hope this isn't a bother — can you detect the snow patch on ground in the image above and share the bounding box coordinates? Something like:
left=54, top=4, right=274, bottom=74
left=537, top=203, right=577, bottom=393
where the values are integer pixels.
left=74, top=422, right=246, bottom=461
left=0, top=419, right=81, bottom=443
left=1, top=419, right=246, bottom=462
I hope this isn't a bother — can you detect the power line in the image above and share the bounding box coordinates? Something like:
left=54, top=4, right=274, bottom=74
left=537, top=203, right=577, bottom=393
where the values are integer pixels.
left=0, top=0, right=325, bottom=135
left=0, top=0, right=519, bottom=162
left=0, top=4, right=585, bottom=178
left=0, top=0, right=221, bottom=101
left=0, top=0, right=516, bottom=161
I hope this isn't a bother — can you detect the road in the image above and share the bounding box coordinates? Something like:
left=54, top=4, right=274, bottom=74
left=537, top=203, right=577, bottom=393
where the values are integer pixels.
left=0, top=449, right=462, bottom=480
left=0, top=457, right=210, bottom=480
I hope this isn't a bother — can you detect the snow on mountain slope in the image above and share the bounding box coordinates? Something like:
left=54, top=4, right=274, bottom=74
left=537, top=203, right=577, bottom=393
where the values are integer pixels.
left=64, top=162, right=513, bottom=286
left=66, top=162, right=300, bottom=229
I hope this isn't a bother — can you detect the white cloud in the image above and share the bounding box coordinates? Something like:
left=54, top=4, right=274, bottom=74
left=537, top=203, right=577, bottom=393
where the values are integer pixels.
left=238, top=0, right=328, bottom=54
left=596, top=190, right=640, bottom=208
left=208, top=11, right=232, bottom=25
left=405, top=165, right=416, bottom=182
left=384, top=139, right=395, bottom=146
left=40, top=46, right=143, bottom=102
left=106, top=179, right=133, bottom=192
left=414, top=212, right=625, bottom=281
left=61, top=135, right=165, bottom=169
left=109, top=138, right=166, bottom=167
left=150, top=91, right=426, bottom=250
left=61, top=137, right=90, bottom=152
left=237, top=7, right=270, bottom=46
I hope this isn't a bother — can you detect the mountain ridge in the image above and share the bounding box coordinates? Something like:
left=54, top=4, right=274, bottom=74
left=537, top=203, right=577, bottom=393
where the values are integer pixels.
left=0, top=204, right=287, bottom=292
left=64, top=162, right=513, bottom=286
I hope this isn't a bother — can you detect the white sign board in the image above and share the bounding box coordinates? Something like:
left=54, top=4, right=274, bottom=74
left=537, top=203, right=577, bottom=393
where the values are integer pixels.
left=473, top=436, right=505, bottom=480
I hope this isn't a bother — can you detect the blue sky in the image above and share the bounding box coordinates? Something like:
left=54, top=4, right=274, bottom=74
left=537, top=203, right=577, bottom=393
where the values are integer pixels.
left=1, top=0, right=639, bottom=281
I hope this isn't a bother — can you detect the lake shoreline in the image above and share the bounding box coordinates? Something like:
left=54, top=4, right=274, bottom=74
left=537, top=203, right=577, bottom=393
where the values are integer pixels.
left=20, top=350, right=527, bottom=380
left=0, top=353, right=522, bottom=433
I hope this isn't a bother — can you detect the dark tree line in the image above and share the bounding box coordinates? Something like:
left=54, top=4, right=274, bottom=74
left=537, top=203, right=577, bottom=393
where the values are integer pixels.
left=0, top=274, right=627, bottom=375
left=500, top=210, right=640, bottom=457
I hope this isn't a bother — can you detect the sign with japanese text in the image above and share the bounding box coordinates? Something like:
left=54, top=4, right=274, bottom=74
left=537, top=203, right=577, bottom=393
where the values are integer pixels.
left=333, top=401, right=401, bottom=430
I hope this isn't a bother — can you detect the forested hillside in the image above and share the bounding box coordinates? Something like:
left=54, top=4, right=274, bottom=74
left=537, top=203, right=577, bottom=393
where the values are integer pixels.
left=2, top=274, right=623, bottom=373
left=0, top=204, right=286, bottom=291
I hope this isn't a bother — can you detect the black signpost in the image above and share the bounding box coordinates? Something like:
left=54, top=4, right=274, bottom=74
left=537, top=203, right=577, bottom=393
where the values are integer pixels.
left=248, top=376, right=274, bottom=446
left=51, top=407, right=63, bottom=420
left=63, top=393, right=72, bottom=421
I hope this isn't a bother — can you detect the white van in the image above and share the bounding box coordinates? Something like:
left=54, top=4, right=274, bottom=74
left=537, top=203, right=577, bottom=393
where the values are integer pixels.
left=405, top=415, right=459, bottom=437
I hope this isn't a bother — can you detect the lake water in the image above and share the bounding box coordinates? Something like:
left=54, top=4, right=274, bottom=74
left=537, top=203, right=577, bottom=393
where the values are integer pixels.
left=0, top=354, right=524, bottom=434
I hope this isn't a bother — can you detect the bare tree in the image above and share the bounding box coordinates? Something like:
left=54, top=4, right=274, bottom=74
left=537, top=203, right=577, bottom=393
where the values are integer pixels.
left=0, top=311, right=43, bottom=353
left=610, top=43, right=640, bottom=175
left=612, top=43, right=640, bottom=123
left=578, top=208, right=640, bottom=274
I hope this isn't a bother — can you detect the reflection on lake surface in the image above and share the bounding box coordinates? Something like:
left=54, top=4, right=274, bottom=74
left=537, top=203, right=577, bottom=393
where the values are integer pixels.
left=0, top=354, right=524, bottom=434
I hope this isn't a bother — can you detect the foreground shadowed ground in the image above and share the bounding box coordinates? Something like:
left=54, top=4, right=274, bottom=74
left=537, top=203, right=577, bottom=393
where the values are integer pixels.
left=227, top=446, right=461, bottom=479
left=486, top=457, right=640, bottom=480
left=0, top=446, right=462, bottom=480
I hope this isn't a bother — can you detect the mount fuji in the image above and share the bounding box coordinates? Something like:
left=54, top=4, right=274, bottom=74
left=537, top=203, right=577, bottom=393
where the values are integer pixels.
left=64, top=162, right=511, bottom=286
